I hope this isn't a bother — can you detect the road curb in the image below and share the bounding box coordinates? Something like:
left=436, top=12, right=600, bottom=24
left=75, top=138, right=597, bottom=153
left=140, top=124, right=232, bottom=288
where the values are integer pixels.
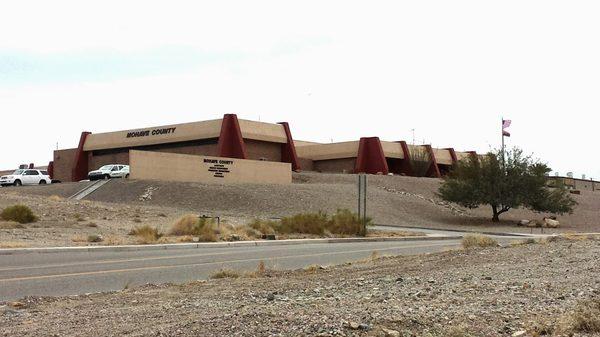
left=0, top=235, right=462, bottom=256
left=375, top=223, right=537, bottom=237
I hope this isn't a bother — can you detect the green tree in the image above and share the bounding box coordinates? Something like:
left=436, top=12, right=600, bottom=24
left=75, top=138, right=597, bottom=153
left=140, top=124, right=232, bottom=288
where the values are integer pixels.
left=438, top=148, right=577, bottom=222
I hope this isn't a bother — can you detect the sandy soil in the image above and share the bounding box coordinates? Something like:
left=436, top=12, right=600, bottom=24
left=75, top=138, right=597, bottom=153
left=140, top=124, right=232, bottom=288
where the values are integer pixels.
left=1, top=172, right=598, bottom=247
left=1, top=238, right=599, bottom=336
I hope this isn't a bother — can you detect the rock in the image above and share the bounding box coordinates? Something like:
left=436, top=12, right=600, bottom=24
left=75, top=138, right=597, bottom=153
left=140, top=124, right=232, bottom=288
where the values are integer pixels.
left=512, top=330, right=526, bottom=337
left=8, top=301, right=25, bottom=309
left=517, top=220, right=530, bottom=226
left=359, top=324, right=370, bottom=331
left=266, top=293, right=275, bottom=301
left=0, top=306, right=22, bottom=316
left=543, top=218, right=560, bottom=228
left=348, top=321, right=360, bottom=330
left=382, top=327, right=401, bottom=337
left=227, top=234, right=241, bottom=241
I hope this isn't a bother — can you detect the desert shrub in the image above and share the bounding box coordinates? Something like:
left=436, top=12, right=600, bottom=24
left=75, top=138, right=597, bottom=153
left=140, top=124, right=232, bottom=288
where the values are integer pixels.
left=169, top=214, right=199, bottom=235
left=169, top=215, right=217, bottom=242
left=0, top=205, right=38, bottom=224
left=250, top=209, right=370, bottom=237
left=129, top=225, right=163, bottom=244
left=461, top=234, right=498, bottom=249
left=248, top=219, right=277, bottom=235
left=328, top=209, right=372, bottom=235
left=278, top=211, right=329, bottom=235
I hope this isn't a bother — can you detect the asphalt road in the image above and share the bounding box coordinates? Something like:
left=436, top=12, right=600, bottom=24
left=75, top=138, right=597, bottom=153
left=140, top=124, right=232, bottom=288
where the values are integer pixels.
left=0, top=239, right=462, bottom=301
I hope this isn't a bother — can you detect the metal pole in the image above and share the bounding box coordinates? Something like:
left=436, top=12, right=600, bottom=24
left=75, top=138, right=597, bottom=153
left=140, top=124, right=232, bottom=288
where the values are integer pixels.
left=364, top=175, right=367, bottom=235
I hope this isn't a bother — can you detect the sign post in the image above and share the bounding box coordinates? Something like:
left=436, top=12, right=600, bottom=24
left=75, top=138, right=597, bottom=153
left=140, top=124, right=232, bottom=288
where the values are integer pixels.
left=357, top=174, right=368, bottom=236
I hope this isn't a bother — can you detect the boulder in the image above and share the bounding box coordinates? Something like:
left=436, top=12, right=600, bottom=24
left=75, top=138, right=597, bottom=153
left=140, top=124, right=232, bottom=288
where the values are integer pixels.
left=543, top=218, right=560, bottom=228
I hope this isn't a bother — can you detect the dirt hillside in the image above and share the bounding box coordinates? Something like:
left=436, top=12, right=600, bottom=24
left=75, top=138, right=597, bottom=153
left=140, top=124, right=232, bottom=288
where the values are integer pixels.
left=8, top=172, right=600, bottom=234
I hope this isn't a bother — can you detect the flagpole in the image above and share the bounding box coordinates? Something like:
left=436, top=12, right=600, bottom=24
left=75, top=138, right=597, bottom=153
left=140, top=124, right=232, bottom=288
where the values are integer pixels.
left=501, top=116, right=505, bottom=170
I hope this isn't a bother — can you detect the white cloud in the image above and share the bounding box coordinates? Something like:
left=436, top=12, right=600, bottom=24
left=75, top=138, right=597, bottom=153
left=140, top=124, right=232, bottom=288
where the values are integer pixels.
left=1, top=0, right=599, bottom=179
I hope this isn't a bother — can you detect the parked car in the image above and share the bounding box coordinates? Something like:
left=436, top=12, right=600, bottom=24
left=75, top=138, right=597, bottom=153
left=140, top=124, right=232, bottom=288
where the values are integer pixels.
left=0, top=169, right=52, bottom=186
left=87, top=164, right=130, bottom=181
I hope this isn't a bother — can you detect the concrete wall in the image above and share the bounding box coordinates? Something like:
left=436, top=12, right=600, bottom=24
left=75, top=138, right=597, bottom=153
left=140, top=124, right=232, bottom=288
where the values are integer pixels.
left=313, top=158, right=356, bottom=173
left=432, top=148, right=453, bottom=165
left=238, top=119, right=287, bottom=143
left=296, top=141, right=360, bottom=161
left=88, top=140, right=220, bottom=171
left=53, top=148, right=78, bottom=182
left=129, top=150, right=291, bottom=184
left=548, top=176, right=598, bottom=192
left=82, top=118, right=288, bottom=152
left=245, top=140, right=282, bottom=162
left=83, top=119, right=223, bottom=151
left=298, top=158, right=314, bottom=171
left=380, top=141, right=404, bottom=159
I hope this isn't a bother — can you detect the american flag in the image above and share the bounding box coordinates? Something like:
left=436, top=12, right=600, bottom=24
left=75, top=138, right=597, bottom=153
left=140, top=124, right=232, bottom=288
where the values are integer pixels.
left=502, top=119, right=511, bottom=137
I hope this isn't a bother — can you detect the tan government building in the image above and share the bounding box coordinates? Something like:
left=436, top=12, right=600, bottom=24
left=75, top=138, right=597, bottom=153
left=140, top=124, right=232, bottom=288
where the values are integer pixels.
left=48, top=114, right=476, bottom=184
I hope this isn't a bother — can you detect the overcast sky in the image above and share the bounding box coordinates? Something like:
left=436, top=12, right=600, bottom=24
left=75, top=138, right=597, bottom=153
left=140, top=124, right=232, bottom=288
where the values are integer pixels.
left=1, top=1, right=599, bottom=179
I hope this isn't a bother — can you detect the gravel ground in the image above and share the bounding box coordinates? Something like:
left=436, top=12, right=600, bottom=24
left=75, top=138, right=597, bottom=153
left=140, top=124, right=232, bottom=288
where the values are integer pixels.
left=1, top=238, right=599, bottom=336
left=0, top=192, right=190, bottom=247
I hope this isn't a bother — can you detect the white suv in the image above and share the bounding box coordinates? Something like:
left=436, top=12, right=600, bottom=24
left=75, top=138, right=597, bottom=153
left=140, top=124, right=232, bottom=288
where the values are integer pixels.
left=0, top=169, right=52, bottom=187
left=88, top=164, right=130, bottom=181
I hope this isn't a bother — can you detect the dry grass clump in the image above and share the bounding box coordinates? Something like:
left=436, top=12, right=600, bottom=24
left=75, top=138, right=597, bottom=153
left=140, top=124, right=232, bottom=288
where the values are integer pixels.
left=1, top=205, right=38, bottom=224
left=510, top=238, right=537, bottom=247
left=248, top=219, right=277, bottom=235
left=103, top=234, right=126, bottom=246
left=561, top=232, right=593, bottom=241
left=533, top=298, right=600, bottom=336
left=47, top=195, right=64, bottom=202
left=71, top=234, right=87, bottom=243
left=210, top=268, right=241, bottom=279
left=0, top=241, right=29, bottom=248
left=210, top=261, right=271, bottom=279
left=0, top=221, right=25, bottom=229
left=556, top=298, right=600, bottom=334
left=169, top=215, right=218, bottom=242
left=461, top=234, right=498, bottom=249
left=252, top=209, right=371, bottom=236
left=129, top=225, right=163, bottom=244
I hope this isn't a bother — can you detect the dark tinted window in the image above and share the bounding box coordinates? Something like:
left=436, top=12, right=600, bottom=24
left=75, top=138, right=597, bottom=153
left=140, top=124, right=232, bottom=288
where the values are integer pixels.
left=25, top=170, right=39, bottom=175
left=40, top=171, right=49, bottom=175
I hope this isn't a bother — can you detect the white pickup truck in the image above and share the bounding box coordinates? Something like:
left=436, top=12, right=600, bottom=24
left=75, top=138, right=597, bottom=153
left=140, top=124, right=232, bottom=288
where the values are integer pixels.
left=0, top=169, right=52, bottom=187
left=87, top=164, right=130, bottom=181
